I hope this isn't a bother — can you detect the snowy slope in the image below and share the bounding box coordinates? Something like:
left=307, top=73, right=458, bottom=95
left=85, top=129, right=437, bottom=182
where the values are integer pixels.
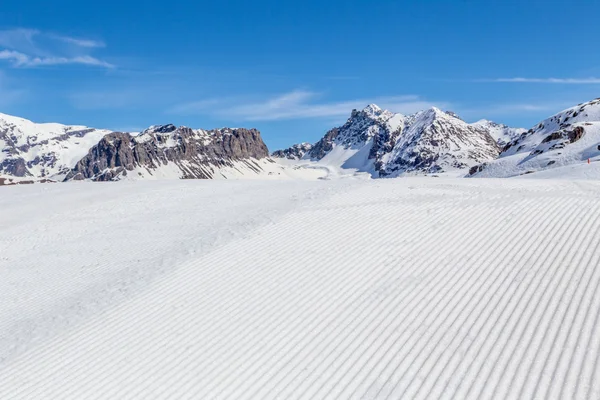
left=112, top=157, right=330, bottom=181
left=0, top=113, right=110, bottom=179
left=2, top=178, right=600, bottom=399
left=471, top=98, right=600, bottom=178
left=471, top=119, right=527, bottom=147
left=0, top=179, right=338, bottom=368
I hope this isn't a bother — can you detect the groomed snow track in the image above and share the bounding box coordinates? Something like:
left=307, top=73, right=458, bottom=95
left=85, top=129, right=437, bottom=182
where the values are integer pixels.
left=2, top=178, right=600, bottom=399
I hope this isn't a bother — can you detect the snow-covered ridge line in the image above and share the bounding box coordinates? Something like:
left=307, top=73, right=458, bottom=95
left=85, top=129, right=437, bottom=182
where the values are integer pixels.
left=469, top=97, right=600, bottom=178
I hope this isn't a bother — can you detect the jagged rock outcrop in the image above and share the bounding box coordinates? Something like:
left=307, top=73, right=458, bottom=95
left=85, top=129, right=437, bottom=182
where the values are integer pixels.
left=64, top=125, right=270, bottom=181
left=271, top=143, right=313, bottom=160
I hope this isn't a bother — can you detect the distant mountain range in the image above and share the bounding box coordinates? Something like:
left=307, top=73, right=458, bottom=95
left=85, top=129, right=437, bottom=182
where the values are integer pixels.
left=273, top=98, right=600, bottom=178
left=274, top=104, right=505, bottom=176
left=1, top=97, right=599, bottom=183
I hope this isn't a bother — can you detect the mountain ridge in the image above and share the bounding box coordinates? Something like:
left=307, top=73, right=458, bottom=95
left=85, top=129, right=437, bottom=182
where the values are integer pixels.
left=273, top=104, right=504, bottom=177
left=3, top=98, right=599, bottom=182
left=0, top=113, right=276, bottom=182
left=65, top=126, right=270, bottom=181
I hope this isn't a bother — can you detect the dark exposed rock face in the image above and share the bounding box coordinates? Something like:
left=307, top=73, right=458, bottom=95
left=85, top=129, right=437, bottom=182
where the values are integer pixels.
left=1, top=158, right=30, bottom=177
left=469, top=163, right=488, bottom=176
left=541, top=126, right=585, bottom=145
left=271, top=143, right=313, bottom=160
left=65, top=126, right=270, bottom=181
left=369, top=125, right=403, bottom=172
left=309, top=128, right=339, bottom=160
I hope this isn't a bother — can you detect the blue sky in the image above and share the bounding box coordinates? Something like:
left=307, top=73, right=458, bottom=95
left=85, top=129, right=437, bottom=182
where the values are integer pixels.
left=1, top=0, right=599, bottom=150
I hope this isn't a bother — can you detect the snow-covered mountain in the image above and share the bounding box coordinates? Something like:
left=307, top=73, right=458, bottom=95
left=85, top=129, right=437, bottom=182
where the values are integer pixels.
left=471, top=119, right=527, bottom=147
left=298, top=104, right=501, bottom=176
left=0, top=113, right=110, bottom=180
left=65, top=124, right=274, bottom=181
left=0, top=113, right=294, bottom=182
left=470, top=98, right=600, bottom=178
left=380, top=108, right=500, bottom=176
left=304, top=104, right=405, bottom=174
left=271, top=142, right=313, bottom=160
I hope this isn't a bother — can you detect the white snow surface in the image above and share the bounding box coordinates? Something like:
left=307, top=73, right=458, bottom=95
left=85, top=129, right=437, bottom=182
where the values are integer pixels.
left=2, top=177, right=600, bottom=399
left=102, top=158, right=329, bottom=181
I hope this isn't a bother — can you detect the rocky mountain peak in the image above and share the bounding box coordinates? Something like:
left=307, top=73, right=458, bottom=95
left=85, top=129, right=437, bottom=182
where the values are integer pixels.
left=362, top=103, right=383, bottom=115
left=349, top=104, right=394, bottom=122
left=308, top=104, right=401, bottom=162
left=141, top=124, right=178, bottom=135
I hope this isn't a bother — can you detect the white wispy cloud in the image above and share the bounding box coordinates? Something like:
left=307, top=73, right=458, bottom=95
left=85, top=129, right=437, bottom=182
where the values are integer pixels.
left=170, top=90, right=448, bottom=121
left=0, top=28, right=112, bottom=68
left=0, top=50, right=29, bottom=65
left=48, top=34, right=105, bottom=48
left=488, top=77, right=600, bottom=84
left=0, top=50, right=113, bottom=68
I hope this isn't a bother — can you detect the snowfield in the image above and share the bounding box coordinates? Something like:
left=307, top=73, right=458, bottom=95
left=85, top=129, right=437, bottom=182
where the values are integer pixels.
left=2, top=177, right=600, bottom=399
